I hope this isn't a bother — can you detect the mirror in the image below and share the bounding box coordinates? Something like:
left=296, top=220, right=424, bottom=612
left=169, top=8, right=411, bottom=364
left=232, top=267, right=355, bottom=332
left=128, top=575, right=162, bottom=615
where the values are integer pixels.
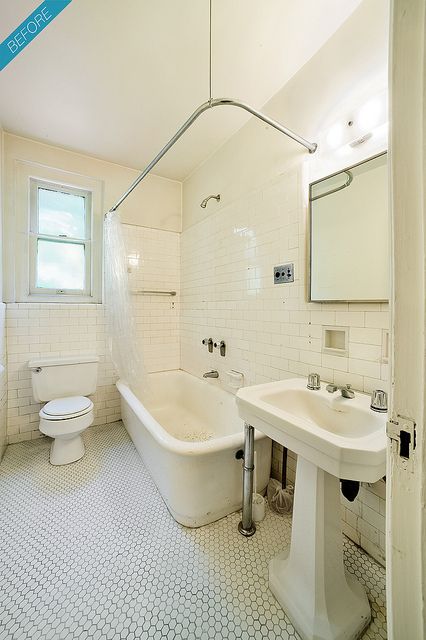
left=309, top=152, right=389, bottom=302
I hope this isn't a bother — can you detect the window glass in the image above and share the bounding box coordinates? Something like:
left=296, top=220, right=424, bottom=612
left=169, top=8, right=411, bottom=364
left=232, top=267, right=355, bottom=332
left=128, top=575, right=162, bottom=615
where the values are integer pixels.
left=36, top=240, right=85, bottom=290
left=38, top=187, right=86, bottom=238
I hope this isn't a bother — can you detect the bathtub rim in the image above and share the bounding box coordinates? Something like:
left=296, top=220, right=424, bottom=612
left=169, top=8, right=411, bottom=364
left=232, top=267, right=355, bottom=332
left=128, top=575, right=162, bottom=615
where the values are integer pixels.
left=117, top=372, right=267, bottom=457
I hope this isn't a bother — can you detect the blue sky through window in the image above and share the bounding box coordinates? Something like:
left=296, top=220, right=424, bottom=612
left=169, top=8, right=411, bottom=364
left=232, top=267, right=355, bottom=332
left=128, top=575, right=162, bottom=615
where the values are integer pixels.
left=38, top=188, right=86, bottom=238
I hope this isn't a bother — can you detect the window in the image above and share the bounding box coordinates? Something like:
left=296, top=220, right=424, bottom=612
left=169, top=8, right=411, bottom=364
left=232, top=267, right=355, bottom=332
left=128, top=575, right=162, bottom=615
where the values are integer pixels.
left=29, top=179, right=94, bottom=298
left=9, top=161, right=102, bottom=304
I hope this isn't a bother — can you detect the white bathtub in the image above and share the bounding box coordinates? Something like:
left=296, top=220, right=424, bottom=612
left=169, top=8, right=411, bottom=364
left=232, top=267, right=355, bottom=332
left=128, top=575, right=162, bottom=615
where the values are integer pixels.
left=117, top=370, right=272, bottom=527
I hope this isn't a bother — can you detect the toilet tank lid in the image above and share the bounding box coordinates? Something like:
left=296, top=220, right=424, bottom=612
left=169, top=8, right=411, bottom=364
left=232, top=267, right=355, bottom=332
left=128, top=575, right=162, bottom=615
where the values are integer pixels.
left=28, top=355, right=100, bottom=369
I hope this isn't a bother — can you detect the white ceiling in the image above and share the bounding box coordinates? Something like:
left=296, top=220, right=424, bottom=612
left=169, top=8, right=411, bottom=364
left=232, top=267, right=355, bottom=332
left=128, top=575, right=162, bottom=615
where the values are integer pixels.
left=0, top=0, right=362, bottom=181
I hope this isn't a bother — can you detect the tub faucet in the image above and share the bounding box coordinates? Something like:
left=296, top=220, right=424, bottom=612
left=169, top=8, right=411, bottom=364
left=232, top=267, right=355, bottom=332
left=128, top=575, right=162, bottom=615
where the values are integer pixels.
left=203, top=370, right=219, bottom=379
left=326, top=383, right=355, bottom=399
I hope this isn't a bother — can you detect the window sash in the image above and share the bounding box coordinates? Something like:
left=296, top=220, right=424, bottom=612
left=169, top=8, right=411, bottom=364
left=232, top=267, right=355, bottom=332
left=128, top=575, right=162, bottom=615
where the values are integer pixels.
left=29, top=179, right=92, bottom=297
left=29, top=235, right=91, bottom=296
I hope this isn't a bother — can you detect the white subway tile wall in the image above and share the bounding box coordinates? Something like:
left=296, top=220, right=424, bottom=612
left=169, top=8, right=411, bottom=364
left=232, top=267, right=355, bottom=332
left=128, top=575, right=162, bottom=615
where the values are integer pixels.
left=181, top=166, right=387, bottom=565
left=6, top=225, right=180, bottom=444
left=121, top=224, right=180, bottom=373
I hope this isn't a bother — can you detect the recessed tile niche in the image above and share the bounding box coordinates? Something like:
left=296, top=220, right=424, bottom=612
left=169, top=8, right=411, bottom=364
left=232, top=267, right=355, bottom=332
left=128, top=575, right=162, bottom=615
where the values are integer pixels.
left=322, top=326, right=349, bottom=357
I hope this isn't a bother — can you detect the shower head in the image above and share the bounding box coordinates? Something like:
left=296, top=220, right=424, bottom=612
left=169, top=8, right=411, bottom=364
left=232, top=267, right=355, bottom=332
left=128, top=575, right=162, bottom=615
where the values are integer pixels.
left=200, top=194, right=220, bottom=208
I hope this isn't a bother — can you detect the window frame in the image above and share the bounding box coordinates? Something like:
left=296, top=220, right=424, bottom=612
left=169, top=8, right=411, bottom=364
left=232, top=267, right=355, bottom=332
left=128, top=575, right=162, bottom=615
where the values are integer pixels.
left=29, top=179, right=93, bottom=298
left=9, top=161, right=103, bottom=304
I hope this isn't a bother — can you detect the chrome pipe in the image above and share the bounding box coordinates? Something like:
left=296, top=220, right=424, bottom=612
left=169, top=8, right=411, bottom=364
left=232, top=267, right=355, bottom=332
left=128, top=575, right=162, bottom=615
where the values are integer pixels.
left=109, top=101, right=212, bottom=213
left=107, top=98, right=317, bottom=214
left=211, top=98, right=317, bottom=154
left=238, top=422, right=256, bottom=537
left=130, top=289, right=176, bottom=296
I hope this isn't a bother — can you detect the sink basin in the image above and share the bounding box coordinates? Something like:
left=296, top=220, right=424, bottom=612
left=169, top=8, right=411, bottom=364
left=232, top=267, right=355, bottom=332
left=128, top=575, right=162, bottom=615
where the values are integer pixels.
left=236, top=377, right=388, bottom=640
left=236, top=377, right=386, bottom=482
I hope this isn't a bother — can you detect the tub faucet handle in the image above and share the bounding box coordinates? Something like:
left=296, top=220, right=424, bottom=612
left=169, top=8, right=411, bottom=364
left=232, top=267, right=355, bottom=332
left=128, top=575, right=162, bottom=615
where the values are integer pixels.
left=214, top=340, right=226, bottom=357
left=202, top=338, right=214, bottom=353
left=307, top=372, right=321, bottom=390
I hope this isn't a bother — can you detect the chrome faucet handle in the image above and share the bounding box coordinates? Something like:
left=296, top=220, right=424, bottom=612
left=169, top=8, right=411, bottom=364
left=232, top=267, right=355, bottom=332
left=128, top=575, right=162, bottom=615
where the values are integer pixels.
left=202, top=337, right=214, bottom=353
left=307, top=372, right=321, bottom=390
left=371, top=389, right=388, bottom=413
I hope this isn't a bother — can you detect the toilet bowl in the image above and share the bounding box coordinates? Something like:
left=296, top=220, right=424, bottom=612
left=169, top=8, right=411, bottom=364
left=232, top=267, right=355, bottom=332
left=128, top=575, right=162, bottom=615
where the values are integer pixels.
left=28, top=355, right=99, bottom=466
left=39, top=396, right=94, bottom=465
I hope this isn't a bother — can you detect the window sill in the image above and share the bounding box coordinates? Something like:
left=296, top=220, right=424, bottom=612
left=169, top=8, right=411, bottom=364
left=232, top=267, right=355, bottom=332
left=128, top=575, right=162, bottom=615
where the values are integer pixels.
left=16, top=295, right=102, bottom=304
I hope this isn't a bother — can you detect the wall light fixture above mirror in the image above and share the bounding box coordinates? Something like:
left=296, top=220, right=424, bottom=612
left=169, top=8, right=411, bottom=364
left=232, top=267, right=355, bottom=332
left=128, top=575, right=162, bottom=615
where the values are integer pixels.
left=309, top=152, right=389, bottom=302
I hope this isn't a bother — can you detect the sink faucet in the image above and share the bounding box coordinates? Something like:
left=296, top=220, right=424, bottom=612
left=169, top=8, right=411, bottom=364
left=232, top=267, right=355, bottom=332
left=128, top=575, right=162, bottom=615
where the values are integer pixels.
left=326, top=383, right=355, bottom=399
left=203, top=370, right=219, bottom=379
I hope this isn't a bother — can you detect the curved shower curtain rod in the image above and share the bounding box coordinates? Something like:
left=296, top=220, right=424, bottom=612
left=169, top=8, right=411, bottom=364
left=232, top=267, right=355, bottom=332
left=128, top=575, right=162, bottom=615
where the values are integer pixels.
left=107, top=98, right=317, bottom=214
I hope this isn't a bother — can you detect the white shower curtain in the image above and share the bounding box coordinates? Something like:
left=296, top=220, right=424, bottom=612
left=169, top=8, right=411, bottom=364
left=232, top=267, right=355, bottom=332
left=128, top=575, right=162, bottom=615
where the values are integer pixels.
left=103, top=210, right=145, bottom=389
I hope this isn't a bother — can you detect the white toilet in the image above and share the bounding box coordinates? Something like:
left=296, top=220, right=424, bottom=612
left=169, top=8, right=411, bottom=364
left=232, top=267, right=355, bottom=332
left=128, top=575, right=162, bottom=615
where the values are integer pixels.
left=28, top=355, right=99, bottom=465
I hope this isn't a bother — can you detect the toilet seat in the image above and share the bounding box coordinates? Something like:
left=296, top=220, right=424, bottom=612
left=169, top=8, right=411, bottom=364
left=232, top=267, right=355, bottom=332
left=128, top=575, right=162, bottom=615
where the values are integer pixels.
left=40, top=396, right=93, bottom=420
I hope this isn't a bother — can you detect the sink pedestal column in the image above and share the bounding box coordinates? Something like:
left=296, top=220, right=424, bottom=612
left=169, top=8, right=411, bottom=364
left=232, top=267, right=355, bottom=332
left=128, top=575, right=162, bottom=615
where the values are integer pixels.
left=269, top=457, right=371, bottom=640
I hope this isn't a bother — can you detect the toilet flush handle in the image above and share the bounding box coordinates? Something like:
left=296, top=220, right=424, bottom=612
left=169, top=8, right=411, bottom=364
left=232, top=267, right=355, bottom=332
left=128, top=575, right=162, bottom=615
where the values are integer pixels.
left=29, top=367, right=42, bottom=373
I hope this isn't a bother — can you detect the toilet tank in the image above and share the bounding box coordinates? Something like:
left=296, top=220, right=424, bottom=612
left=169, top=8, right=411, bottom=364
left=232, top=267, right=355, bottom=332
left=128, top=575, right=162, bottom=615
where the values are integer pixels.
left=28, top=355, right=99, bottom=402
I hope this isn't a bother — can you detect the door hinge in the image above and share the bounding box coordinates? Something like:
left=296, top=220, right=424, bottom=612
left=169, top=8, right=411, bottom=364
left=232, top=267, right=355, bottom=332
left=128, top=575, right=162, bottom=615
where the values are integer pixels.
left=387, top=415, right=416, bottom=461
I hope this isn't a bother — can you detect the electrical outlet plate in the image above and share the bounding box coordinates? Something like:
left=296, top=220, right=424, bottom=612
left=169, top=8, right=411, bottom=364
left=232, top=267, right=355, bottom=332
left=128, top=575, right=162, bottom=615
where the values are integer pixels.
left=274, top=263, right=294, bottom=284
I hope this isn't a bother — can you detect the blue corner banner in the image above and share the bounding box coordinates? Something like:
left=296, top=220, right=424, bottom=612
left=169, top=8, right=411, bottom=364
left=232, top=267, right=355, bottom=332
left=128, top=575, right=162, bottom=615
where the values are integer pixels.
left=0, top=1, right=72, bottom=71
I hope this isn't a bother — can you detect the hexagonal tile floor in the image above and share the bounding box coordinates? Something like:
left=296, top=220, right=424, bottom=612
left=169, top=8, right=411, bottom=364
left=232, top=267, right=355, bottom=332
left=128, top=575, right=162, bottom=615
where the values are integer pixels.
left=0, top=423, right=386, bottom=640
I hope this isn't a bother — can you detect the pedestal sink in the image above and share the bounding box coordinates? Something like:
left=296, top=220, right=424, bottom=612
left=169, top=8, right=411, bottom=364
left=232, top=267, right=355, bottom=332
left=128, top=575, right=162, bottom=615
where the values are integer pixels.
left=236, top=378, right=387, bottom=640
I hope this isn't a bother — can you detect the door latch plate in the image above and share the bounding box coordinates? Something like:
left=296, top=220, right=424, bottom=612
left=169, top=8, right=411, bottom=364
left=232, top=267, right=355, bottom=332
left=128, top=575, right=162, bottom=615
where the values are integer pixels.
left=387, top=415, right=416, bottom=469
